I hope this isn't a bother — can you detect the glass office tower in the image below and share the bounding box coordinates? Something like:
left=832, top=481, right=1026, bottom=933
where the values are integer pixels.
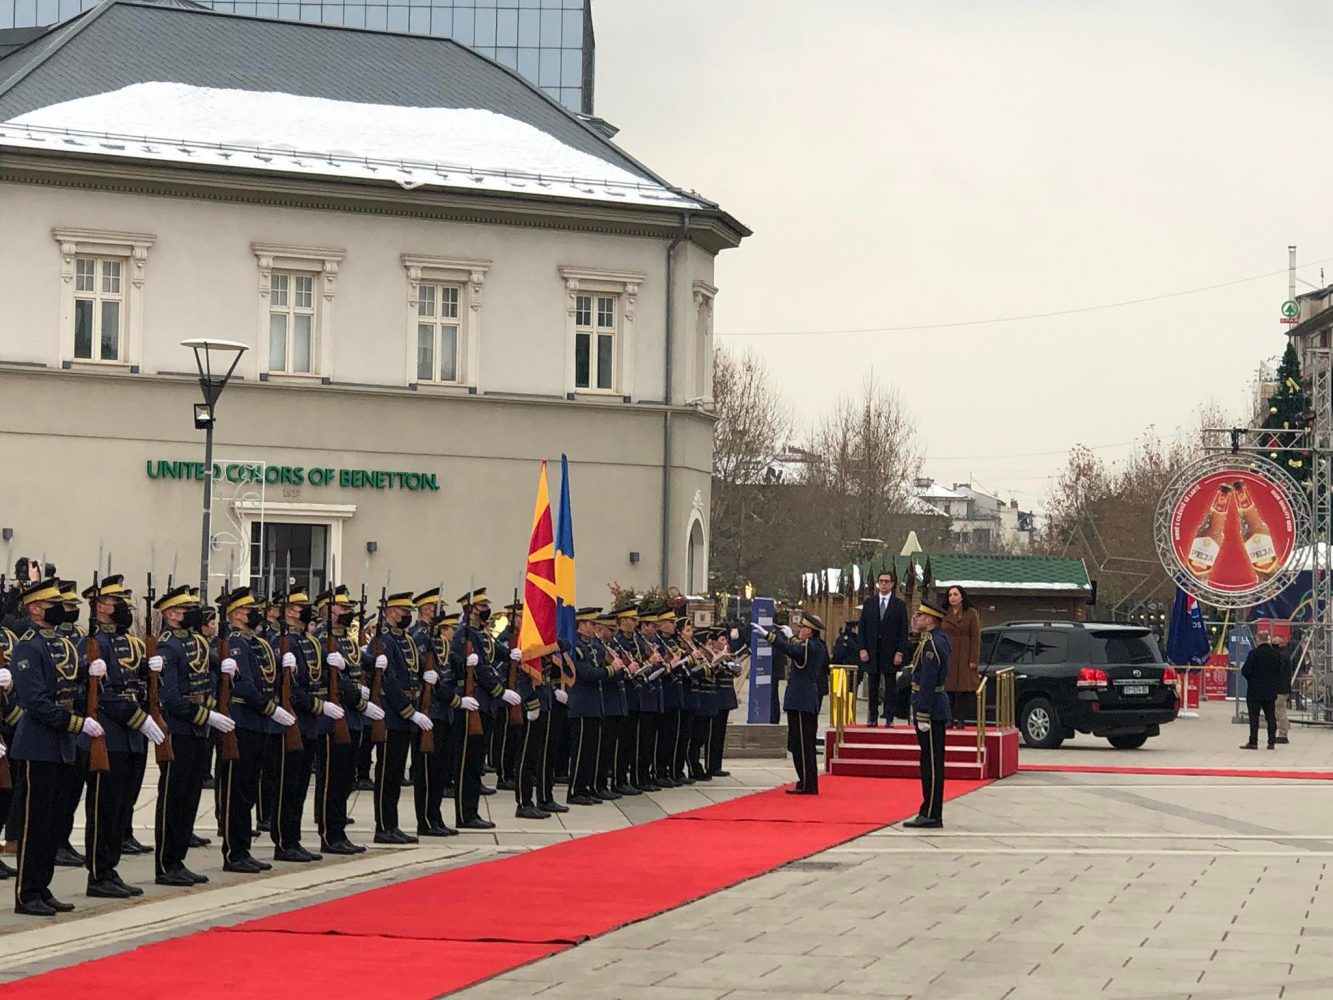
left=0, top=0, right=595, bottom=113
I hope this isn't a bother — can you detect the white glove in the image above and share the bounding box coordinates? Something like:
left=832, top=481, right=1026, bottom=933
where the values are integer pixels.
left=423, top=670, right=439, bottom=686
left=460, top=696, right=479, bottom=712
left=139, top=716, right=165, bottom=746
left=326, top=652, right=346, bottom=670
left=749, top=623, right=766, bottom=637
left=0, top=667, right=11, bottom=688
left=282, top=652, right=297, bottom=670
left=526, top=708, right=540, bottom=721
left=0, top=742, right=6, bottom=760
left=81, top=717, right=105, bottom=738
left=466, top=653, right=479, bottom=668
left=206, top=711, right=236, bottom=734
left=501, top=689, right=522, bottom=706
left=648, top=667, right=665, bottom=681
left=361, top=702, right=385, bottom=722
left=411, top=711, right=434, bottom=731
left=374, top=654, right=388, bottom=671
left=780, top=625, right=794, bottom=639
left=509, top=648, right=523, bottom=662
left=221, top=658, right=238, bottom=677
left=916, top=719, right=931, bottom=733
left=359, top=685, right=370, bottom=700
left=730, top=628, right=740, bottom=640
left=555, top=688, right=568, bottom=705
left=321, top=702, right=345, bottom=721
left=148, top=655, right=164, bottom=674
left=272, top=706, right=296, bottom=727
left=88, top=658, right=107, bottom=678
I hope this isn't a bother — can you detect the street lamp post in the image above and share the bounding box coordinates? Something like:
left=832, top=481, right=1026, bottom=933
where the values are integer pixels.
left=182, top=339, right=248, bottom=603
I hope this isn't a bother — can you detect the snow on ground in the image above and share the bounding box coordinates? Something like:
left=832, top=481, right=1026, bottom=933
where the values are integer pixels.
left=0, top=81, right=703, bottom=208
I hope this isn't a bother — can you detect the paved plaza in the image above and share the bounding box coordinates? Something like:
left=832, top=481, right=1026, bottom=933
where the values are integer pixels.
left=3, top=702, right=1332, bottom=999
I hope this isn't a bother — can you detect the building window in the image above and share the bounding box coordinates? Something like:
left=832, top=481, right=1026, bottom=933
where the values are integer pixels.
left=267, top=271, right=316, bottom=374
left=559, top=266, right=645, bottom=399
left=73, top=257, right=124, bottom=362
left=253, top=243, right=343, bottom=379
left=574, top=293, right=617, bottom=391
left=53, top=228, right=155, bottom=370
left=401, top=254, right=490, bottom=390
left=692, top=280, right=718, bottom=404
left=416, top=283, right=462, bottom=383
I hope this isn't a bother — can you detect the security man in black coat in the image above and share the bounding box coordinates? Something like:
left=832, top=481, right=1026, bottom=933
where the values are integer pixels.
left=904, top=600, right=952, bottom=829
left=154, top=585, right=232, bottom=886
left=753, top=611, right=828, bottom=795
left=858, top=570, right=910, bottom=726
left=10, top=579, right=101, bottom=916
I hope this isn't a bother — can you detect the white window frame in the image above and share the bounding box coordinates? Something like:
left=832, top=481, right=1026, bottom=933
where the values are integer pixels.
left=228, top=500, right=356, bottom=591
left=692, top=280, right=717, bottom=405
left=560, top=266, right=644, bottom=399
left=252, top=243, right=343, bottom=381
left=53, top=228, right=155, bottom=371
left=401, top=254, right=489, bottom=391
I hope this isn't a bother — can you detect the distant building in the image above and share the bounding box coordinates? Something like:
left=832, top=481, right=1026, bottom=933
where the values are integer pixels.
left=911, top=478, right=1035, bottom=552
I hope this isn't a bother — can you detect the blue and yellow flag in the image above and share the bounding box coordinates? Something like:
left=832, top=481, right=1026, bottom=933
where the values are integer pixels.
left=555, top=453, right=577, bottom=650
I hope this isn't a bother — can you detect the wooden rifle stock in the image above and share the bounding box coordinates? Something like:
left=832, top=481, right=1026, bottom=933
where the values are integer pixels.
left=419, top=644, right=436, bottom=753
left=86, top=577, right=110, bottom=774
left=279, top=620, right=303, bottom=753
left=369, top=593, right=387, bottom=744
left=325, top=604, right=350, bottom=745
left=216, top=594, right=239, bottom=761
left=145, top=584, right=174, bottom=765
left=464, top=636, right=483, bottom=736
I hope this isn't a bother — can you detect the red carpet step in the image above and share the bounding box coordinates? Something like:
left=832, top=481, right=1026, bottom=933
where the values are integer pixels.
left=827, top=725, right=1020, bottom=780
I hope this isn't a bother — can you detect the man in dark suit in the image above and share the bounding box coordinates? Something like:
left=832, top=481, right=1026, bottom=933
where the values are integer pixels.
left=857, top=571, right=908, bottom=726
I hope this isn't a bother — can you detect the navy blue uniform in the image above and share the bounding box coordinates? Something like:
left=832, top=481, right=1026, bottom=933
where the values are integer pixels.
left=709, top=647, right=741, bottom=777
left=311, top=620, right=369, bottom=849
left=567, top=635, right=609, bottom=800
left=155, top=626, right=215, bottom=878
left=366, top=626, right=421, bottom=837
left=219, top=627, right=279, bottom=865
left=408, top=619, right=454, bottom=834
left=910, top=629, right=952, bottom=823
left=447, top=622, right=506, bottom=827
left=768, top=630, right=828, bottom=794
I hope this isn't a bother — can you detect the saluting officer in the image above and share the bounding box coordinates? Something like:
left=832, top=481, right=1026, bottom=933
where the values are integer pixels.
left=754, top=611, right=828, bottom=796
left=154, top=584, right=231, bottom=886
left=903, top=600, right=952, bottom=830
left=409, top=588, right=457, bottom=839
left=81, top=576, right=165, bottom=899
left=366, top=592, right=431, bottom=845
left=219, top=587, right=295, bottom=874
left=10, top=579, right=99, bottom=916
left=312, top=586, right=380, bottom=855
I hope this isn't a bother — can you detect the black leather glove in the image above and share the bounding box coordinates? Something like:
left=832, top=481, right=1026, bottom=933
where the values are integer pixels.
left=558, top=638, right=571, bottom=653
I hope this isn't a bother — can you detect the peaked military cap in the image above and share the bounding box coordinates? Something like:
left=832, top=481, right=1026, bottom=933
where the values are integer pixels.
left=58, top=580, right=81, bottom=603
left=440, top=611, right=461, bottom=627
left=20, top=578, right=63, bottom=606
left=575, top=606, right=602, bottom=622
left=385, top=591, right=415, bottom=609
left=83, top=575, right=132, bottom=602
left=800, top=611, right=826, bottom=633
left=155, top=584, right=198, bottom=612
left=225, top=587, right=257, bottom=615
left=414, top=587, right=443, bottom=608
left=457, top=588, right=490, bottom=606
left=916, top=600, right=945, bottom=620
left=285, top=590, right=311, bottom=605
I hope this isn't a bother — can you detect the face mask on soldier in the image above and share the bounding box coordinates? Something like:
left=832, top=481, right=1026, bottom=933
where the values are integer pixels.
left=298, top=606, right=314, bottom=624
left=182, top=607, right=204, bottom=631
left=111, top=603, right=134, bottom=632
left=245, top=609, right=263, bottom=630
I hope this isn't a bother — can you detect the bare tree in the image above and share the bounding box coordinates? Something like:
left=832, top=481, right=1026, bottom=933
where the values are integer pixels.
left=802, top=373, right=923, bottom=563
left=709, top=347, right=792, bottom=591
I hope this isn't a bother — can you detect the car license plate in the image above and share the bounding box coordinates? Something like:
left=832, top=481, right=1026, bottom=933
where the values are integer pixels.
left=1123, top=684, right=1149, bottom=696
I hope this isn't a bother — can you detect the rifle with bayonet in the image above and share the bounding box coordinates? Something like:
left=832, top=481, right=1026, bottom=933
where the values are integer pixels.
left=86, top=565, right=110, bottom=773
left=417, top=583, right=440, bottom=754
left=325, top=559, right=350, bottom=745
left=145, top=572, right=173, bottom=764
left=368, top=587, right=388, bottom=744
left=279, top=554, right=302, bottom=753
left=215, top=579, right=240, bottom=761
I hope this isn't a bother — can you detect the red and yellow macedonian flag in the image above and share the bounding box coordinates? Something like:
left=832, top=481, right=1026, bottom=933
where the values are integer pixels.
left=519, top=460, right=558, bottom=663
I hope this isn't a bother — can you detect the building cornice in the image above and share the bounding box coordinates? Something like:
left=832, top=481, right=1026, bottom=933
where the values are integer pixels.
left=0, top=149, right=749, bottom=253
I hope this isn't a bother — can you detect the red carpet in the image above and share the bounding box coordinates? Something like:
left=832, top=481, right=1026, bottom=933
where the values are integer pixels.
left=3, top=776, right=989, bottom=999
left=1020, top=764, right=1333, bottom=780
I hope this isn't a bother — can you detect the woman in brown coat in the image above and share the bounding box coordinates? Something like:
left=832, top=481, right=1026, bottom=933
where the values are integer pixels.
left=941, top=585, right=982, bottom=727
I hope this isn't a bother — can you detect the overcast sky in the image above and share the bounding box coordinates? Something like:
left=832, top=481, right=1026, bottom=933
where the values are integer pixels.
left=594, top=0, right=1327, bottom=509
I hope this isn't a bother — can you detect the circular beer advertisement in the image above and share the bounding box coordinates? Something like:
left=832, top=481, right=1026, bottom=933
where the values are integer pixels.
left=1168, top=468, right=1296, bottom=597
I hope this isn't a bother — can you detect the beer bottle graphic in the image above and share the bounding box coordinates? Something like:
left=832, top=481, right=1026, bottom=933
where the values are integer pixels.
left=1187, top=485, right=1231, bottom=579
left=1233, top=481, right=1279, bottom=579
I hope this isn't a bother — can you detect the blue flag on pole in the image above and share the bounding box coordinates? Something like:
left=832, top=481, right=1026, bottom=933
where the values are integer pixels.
left=1166, top=588, right=1211, bottom=666
left=554, top=453, right=577, bottom=649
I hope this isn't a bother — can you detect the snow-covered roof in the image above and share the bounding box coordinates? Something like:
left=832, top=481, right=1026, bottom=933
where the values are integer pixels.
left=915, top=483, right=966, bottom=500
left=905, top=495, right=949, bottom=518
left=1, top=82, right=703, bottom=208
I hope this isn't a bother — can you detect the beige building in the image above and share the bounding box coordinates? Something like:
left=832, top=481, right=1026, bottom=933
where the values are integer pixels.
left=0, top=0, right=747, bottom=603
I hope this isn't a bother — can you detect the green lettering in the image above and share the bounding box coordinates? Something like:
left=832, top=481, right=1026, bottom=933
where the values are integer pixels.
left=339, top=469, right=352, bottom=487
left=422, top=473, right=439, bottom=491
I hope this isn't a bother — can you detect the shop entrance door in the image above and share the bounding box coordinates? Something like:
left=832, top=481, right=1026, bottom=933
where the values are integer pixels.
left=250, top=522, right=329, bottom=598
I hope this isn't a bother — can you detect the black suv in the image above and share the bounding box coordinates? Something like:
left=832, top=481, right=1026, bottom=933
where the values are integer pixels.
left=895, top=621, right=1179, bottom=749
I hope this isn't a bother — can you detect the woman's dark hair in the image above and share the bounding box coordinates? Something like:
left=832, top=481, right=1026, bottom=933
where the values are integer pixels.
left=946, top=585, right=972, bottom=611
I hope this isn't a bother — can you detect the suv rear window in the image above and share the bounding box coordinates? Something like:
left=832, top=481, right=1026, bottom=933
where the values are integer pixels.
left=1030, top=633, right=1068, bottom=664
left=1088, top=630, right=1163, bottom=665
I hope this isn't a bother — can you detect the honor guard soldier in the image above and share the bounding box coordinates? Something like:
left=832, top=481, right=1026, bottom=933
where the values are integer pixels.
left=0, top=623, right=20, bottom=880
left=903, top=600, right=952, bottom=829
left=276, top=589, right=341, bottom=862
left=708, top=629, right=740, bottom=778
left=10, top=579, right=98, bottom=915
left=653, top=612, right=686, bottom=787
left=437, top=611, right=461, bottom=799
left=52, top=580, right=88, bottom=870
left=592, top=613, right=633, bottom=798
left=636, top=612, right=668, bottom=790
left=409, top=587, right=457, bottom=839
left=508, top=603, right=569, bottom=820
left=448, top=590, right=520, bottom=830
left=681, top=620, right=715, bottom=782
left=753, top=611, right=828, bottom=796
left=81, top=576, right=165, bottom=899
left=219, top=587, right=295, bottom=874
left=118, top=589, right=153, bottom=862
left=611, top=608, right=652, bottom=793
left=313, top=586, right=378, bottom=855
left=254, top=591, right=282, bottom=837
left=364, top=592, right=430, bottom=844
left=155, top=584, right=230, bottom=886
left=566, top=607, right=610, bottom=806
left=494, top=600, right=525, bottom=792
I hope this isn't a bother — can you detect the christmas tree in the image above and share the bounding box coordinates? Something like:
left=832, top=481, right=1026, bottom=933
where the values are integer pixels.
left=1261, top=341, right=1311, bottom=484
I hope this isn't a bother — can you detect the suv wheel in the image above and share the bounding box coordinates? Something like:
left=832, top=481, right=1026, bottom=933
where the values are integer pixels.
left=1020, top=697, right=1064, bottom=749
left=1107, top=732, right=1149, bottom=750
